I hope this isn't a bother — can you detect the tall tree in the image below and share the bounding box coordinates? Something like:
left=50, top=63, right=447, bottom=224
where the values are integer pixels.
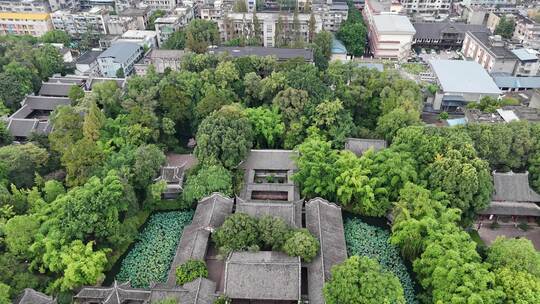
left=185, top=19, right=220, bottom=53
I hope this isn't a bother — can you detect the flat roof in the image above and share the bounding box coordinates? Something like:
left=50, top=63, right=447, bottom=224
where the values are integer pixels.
left=494, top=76, right=540, bottom=89
left=211, top=47, right=314, bottom=62
left=430, top=60, right=501, bottom=95
left=511, top=48, right=539, bottom=62
left=373, top=14, right=415, bottom=34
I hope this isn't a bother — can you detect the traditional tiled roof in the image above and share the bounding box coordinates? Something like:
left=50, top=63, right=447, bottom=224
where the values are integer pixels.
left=74, top=281, right=151, bottom=304
left=211, top=47, right=313, bottom=62
left=235, top=197, right=303, bottom=227
left=166, top=193, right=234, bottom=286
left=344, top=138, right=387, bottom=156
left=150, top=278, right=217, bottom=304
left=223, top=251, right=301, bottom=301
left=305, top=198, right=348, bottom=304
left=240, top=149, right=298, bottom=171
left=492, top=171, right=540, bottom=202
left=15, top=288, right=56, bottom=304
left=38, top=82, right=80, bottom=97
left=478, top=201, right=540, bottom=216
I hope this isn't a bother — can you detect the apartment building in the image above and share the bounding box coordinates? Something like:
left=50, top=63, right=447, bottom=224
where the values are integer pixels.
left=142, top=0, right=177, bottom=11
left=51, top=7, right=110, bottom=37
left=511, top=48, right=540, bottom=77
left=461, top=0, right=515, bottom=6
left=116, top=29, right=158, bottom=48
left=118, top=7, right=150, bottom=30
left=513, top=14, right=540, bottom=48
left=368, top=14, right=415, bottom=61
left=155, top=15, right=182, bottom=47
left=0, top=12, right=52, bottom=36
left=219, top=11, right=322, bottom=47
left=200, top=1, right=222, bottom=22
left=97, top=42, right=143, bottom=77
left=312, top=0, right=349, bottom=32
left=48, top=0, right=80, bottom=11
left=0, top=0, right=50, bottom=13
left=462, top=31, right=517, bottom=74
left=400, top=0, right=451, bottom=14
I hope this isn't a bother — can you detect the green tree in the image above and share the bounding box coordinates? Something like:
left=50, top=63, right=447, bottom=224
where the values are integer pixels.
left=33, top=44, right=63, bottom=79
left=323, top=256, right=406, bottom=304
left=292, top=9, right=303, bottom=48
left=0, top=283, right=10, bottom=304
left=175, top=259, right=208, bottom=285
left=195, top=104, right=253, bottom=169
left=116, top=67, right=125, bottom=78
left=147, top=10, right=166, bottom=30
left=163, top=30, right=186, bottom=49
left=312, top=99, right=354, bottom=146
left=272, top=88, right=311, bottom=124
left=487, top=237, right=540, bottom=277
left=293, top=132, right=339, bottom=200
left=494, top=16, right=515, bottom=39
left=4, top=214, right=39, bottom=258
left=41, top=30, right=70, bottom=46
left=182, top=164, right=233, bottom=205
left=312, top=31, right=333, bottom=70
left=68, top=85, right=85, bottom=104
left=0, top=143, right=48, bottom=188
left=243, top=72, right=263, bottom=106
left=494, top=268, right=540, bottom=304
left=282, top=228, right=319, bottom=262
left=213, top=213, right=260, bottom=254
left=132, top=144, right=165, bottom=191
left=376, top=108, right=422, bottom=142
left=244, top=106, right=285, bottom=148
left=308, top=13, right=316, bottom=43
left=257, top=215, right=291, bottom=250
left=185, top=19, right=220, bottom=53
left=336, top=8, right=367, bottom=57
left=91, top=80, right=123, bottom=117
left=195, top=86, right=236, bottom=121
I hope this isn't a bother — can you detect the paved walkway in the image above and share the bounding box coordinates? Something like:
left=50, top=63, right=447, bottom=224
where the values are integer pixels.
left=478, top=225, right=540, bottom=250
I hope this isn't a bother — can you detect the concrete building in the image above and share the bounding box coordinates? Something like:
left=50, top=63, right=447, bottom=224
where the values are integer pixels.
left=0, top=0, right=50, bottom=13
left=75, top=50, right=102, bottom=75
left=142, top=0, right=176, bottom=11
left=200, top=2, right=222, bottom=21
left=412, top=22, right=489, bottom=50
left=134, top=49, right=185, bottom=75
left=462, top=31, right=518, bottom=74
left=116, top=29, right=158, bottom=48
left=154, top=15, right=182, bottom=47
left=511, top=48, right=540, bottom=77
left=461, top=0, right=515, bottom=6
left=118, top=7, right=150, bottom=30
left=51, top=7, right=110, bottom=37
left=368, top=14, right=416, bottom=61
left=97, top=42, right=143, bottom=77
left=429, top=59, right=501, bottom=111
left=0, top=12, right=52, bottom=36
left=219, top=11, right=323, bottom=48
left=48, top=0, right=80, bottom=11
left=513, top=14, right=540, bottom=48
left=312, top=0, right=349, bottom=32
left=400, top=0, right=451, bottom=14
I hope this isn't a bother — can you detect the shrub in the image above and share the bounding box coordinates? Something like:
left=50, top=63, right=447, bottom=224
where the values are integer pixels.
left=282, top=228, right=319, bottom=262
left=175, top=259, right=208, bottom=285
left=323, top=256, right=406, bottom=304
left=258, top=215, right=290, bottom=250
left=439, top=111, right=449, bottom=120
left=214, top=295, right=230, bottom=304
left=213, top=213, right=260, bottom=254
left=345, top=218, right=418, bottom=304
left=116, top=211, right=194, bottom=288
left=182, top=164, right=233, bottom=205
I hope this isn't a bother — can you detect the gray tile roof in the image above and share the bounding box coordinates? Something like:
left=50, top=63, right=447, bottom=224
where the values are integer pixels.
left=15, top=288, right=56, bottom=304
left=24, top=95, right=71, bottom=110
left=39, top=82, right=81, bottom=97
left=211, top=47, right=314, bottom=62
left=98, top=42, right=142, bottom=63
left=477, top=201, right=540, bottom=216
left=74, top=281, right=151, bottom=304
left=223, top=251, right=301, bottom=301
left=240, top=149, right=298, bottom=171
left=413, top=22, right=488, bottom=40
left=305, top=198, right=347, bottom=304
left=166, top=193, right=234, bottom=286
left=235, top=197, right=303, bottom=228
left=429, top=60, right=501, bottom=95
left=76, top=50, right=103, bottom=65
left=151, top=278, right=217, bottom=304
left=492, top=171, right=540, bottom=202
left=148, top=49, right=185, bottom=59
left=493, top=76, right=540, bottom=90
left=344, top=138, right=387, bottom=156
left=7, top=119, right=52, bottom=137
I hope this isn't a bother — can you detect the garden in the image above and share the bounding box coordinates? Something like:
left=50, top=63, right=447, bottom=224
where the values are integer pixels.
left=116, top=211, right=194, bottom=288
left=344, top=217, right=418, bottom=304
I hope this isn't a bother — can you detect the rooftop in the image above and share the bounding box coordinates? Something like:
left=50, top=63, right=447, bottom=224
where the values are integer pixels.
left=492, top=171, right=540, bottom=202
left=331, top=38, right=347, bottom=55
left=210, top=47, right=314, bottom=62
left=511, top=48, right=539, bottom=62
left=15, top=288, right=56, bottom=304
left=147, top=49, right=186, bottom=59
left=413, top=22, right=488, bottom=40
left=493, top=76, right=540, bottom=90
left=235, top=197, right=303, bottom=228
left=76, top=50, right=102, bottom=65
left=0, top=12, right=49, bottom=20
left=372, top=14, right=415, bottom=34
left=98, top=42, right=142, bottom=63
left=429, top=59, right=501, bottom=95
left=466, top=31, right=517, bottom=59
left=38, top=82, right=81, bottom=97
left=118, top=7, right=149, bottom=16
left=240, top=149, right=297, bottom=171
left=223, top=251, right=301, bottom=301
left=344, top=138, right=387, bottom=156
left=464, top=105, right=540, bottom=124
left=305, top=198, right=348, bottom=304
left=121, top=30, right=157, bottom=39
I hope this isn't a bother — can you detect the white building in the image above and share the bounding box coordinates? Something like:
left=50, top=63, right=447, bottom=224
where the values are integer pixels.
left=400, top=0, right=451, bottom=14
left=312, top=0, right=349, bottom=32
left=368, top=14, right=416, bottom=61
left=75, top=50, right=102, bottom=75
left=218, top=11, right=323, bottom=48
left=462, top=31, right=517, bottom=74
left=0, top=0, right=50, bottom=13
left=155, top=15, right=182, bottom=47
left=97, top=42, right=144, bottom=77
left=513, top=14, right=540, bottom=49
left=116, top=30, right=158, bottom=48
left=511, top=48, right=540, bottom=77
left=142, top=0, right=177, bottom=11
left=0, top=12, right=52, bottom=37
left=48, top=0, right=80, bottom=11
left=51, top=7, right=110, bottom=37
